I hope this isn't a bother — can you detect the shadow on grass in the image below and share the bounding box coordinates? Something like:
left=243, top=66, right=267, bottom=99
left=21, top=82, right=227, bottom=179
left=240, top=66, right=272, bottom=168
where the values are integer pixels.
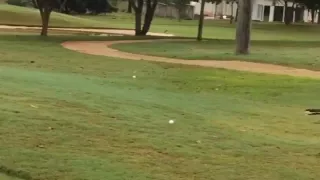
left=0, top=165, right=33, bottom=180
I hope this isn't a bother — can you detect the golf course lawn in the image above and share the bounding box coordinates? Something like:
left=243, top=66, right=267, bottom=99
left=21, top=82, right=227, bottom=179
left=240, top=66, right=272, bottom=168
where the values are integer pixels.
left=0, top=35, right=319, bottom=180
left=112, top=40, right=320, bottom=71
left=0, top=3, right=320, bottom=180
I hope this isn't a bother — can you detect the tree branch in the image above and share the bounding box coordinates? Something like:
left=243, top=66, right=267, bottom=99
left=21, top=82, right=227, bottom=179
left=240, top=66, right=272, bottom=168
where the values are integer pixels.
left=129, top=0, right=138, bottom=11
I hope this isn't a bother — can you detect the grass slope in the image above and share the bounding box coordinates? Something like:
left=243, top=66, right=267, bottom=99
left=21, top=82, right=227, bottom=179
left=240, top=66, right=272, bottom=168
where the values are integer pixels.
left=0, top=35, right=319, bottom=180
left=112, top=40, right=320, bottom=70
left=0, top=4, right=106, bottom=28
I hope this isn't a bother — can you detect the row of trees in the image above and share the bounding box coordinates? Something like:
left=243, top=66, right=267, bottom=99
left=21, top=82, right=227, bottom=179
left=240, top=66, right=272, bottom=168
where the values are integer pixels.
left=31, top=0, right=320, bottom=55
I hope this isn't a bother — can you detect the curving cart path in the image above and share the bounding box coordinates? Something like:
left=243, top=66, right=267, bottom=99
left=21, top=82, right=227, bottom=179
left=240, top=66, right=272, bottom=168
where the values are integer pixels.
left=2, top=25, right=318, bottom=78
left=62, top=39, right=320, bottom=79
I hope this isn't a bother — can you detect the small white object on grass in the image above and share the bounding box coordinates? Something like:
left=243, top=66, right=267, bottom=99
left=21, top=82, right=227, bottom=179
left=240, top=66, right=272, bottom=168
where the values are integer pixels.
left=305, top=111, right=312, bottom=115
left=169, top=120, right=175, bottom=124
left=30, top=104, right=38, bottom=108
left=132, top=75, right=136, bottom=79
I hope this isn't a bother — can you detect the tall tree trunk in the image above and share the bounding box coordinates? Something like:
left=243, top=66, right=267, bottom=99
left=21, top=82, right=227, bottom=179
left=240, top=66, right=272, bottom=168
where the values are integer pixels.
left=230, top=2, right=234, bottom=24
left=130, top=0, right=157, bottom=36
left=177, top=8, right=182, bottom=21
left=235, top=3, right=239, bottom=22
left=284, top=1, right=291, bottom=25
left=292, top=2, right=295, bottom=23
left=197, top=0, right=205, bottom=41
left=214, top=3, right=217, bottom=17
left=127, top=0, right=132, bottom=13
left=37, top=0, right=53, bottom=36
left=311, top=8, right=315, bottom=23
left=235, top=0, right=252, bottom=55
left=318, top=10, right=320, bottom=24
left=141, top=11, right=152, bottom=35
left=135, top=12, right=142, bottom=35
left=40, top=7, right=52, bottom=36
left=130, top=0, right=144, bottom=35
left=141, top=0, right=157, bottom=35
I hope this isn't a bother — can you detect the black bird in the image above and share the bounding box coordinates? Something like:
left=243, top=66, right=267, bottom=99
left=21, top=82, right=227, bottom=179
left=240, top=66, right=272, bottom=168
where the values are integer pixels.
left=305, top=109, right=320, bottom=115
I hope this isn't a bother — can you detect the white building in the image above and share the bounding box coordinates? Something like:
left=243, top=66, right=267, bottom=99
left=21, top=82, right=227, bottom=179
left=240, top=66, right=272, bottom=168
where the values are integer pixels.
left=191, top=0, right=318, bottom=23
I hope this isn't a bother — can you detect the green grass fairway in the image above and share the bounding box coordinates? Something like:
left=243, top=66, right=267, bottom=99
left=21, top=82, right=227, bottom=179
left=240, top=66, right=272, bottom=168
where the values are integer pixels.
left=0, top=35, right=320, bottom=180
left=112, top=40, right=320, bottom=70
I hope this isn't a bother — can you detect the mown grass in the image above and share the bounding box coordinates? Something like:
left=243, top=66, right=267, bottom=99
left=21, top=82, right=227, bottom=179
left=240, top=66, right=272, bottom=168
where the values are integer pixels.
left=112, top=39, right=320, bottom=70
left=0, top=35, right=320, bottom=180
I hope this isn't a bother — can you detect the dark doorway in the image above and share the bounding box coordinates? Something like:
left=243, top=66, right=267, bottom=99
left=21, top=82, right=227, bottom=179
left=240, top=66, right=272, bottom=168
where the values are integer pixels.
left=274, top=6, right=283, bottom=21
left=285, top=7, right=294, bottom=22
left=264, top=5, right=270, bottom=21
left=295, top=7, right=303, bottom=22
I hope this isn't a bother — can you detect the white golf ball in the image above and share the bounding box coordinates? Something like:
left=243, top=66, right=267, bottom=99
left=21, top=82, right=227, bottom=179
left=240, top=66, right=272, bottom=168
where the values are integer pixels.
left=132, top=75, right=136, bottom=79
left=169, top=120, right=175, bottom=124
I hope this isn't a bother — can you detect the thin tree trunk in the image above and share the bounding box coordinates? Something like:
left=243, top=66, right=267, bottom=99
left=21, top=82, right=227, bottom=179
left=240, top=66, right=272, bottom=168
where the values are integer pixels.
left=318, top=10, right=320, bottom=24
left=130, top=0, right=144, bottom=35
left=135, top=12, right=142, bottom=35
left=141, top=1, right=157, bottom=35
left=36, top=0, right=53, bottom=36
left=235, top=4, right=239, bottom=22
left=230, top=2, right=234, bottom=24
left=141, top=9, right=153, bottom=35
left=311, top=8, right=315, bottom=23
left=142, top=5, right=158, bottom=35
left=214, top=3, right=217, bottom=17
left=41, top=7, right=51, bottom=36
left=127, top=0, right=132, bottom=13
left=197, top=0, right=205, bottom=41
left=235, top=0, right=252, bottom=55
left=291, top=1, right=295, bottom=23
left=284, top=1, right=291, bottom=25
left=177, top=8, right=182, bottom=21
